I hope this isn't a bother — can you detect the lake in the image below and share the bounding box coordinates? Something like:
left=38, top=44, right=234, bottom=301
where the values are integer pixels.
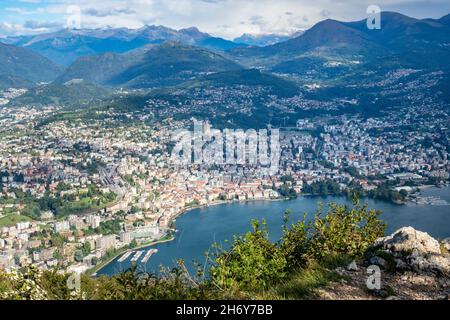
left=96, top=186, right=450, bottom=276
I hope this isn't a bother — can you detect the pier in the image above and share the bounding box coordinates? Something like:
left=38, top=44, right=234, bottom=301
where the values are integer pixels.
left=117, top=251, right=133, bottom=263
left=141, top=249, right=158, bottom=263
left=131, top=250, right=143, bottom=262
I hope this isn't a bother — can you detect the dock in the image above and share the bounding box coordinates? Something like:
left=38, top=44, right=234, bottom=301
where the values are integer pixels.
left=141, top=249, right=158, bottom=263
left=131, top=250, right=143, bottom=262
left=117, top=251, right=133, bottom=263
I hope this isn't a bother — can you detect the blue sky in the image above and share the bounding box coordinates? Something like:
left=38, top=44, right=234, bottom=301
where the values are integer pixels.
left=0, top=0, right=449, bottom=38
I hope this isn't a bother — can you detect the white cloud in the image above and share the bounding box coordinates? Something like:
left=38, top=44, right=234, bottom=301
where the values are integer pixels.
left=0, top=0, right=449, bottom=38
left=0, top=21, right=52, bottom=37
left=5, top=7, right=45, bottom=15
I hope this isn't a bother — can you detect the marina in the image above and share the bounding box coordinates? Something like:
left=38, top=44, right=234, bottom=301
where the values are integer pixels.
left=117, top=251, right=133, bottom=263
left=410, top=196, right=450, bottom=206
left=142, top=249, right=158, bottom=263
left=131, top=250, right=143, bottom=262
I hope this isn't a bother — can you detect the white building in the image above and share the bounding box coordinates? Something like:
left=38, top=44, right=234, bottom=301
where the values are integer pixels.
left=87, top=215, right=101, bottom=229
left=120, top=231, right=133, bottom=244
left=54, top=221, right=70, bottom=233
left=96, top=235, right=116, bottom=251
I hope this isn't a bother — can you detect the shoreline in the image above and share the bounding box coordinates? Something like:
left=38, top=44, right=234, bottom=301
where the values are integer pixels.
left=92, top=197, right=285, bottom=276
left=176, top=197, right=286, bottom=218
left=91, top=185, right=450, bottom=276
left=89, top=236, right=175, bottom=276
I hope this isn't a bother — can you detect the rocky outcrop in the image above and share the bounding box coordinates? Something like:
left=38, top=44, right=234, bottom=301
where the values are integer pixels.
left=365, top=227, right=450, bottom=276
left=319, top=227, right=450, bottom=300
left=321, top=268, right=449, bottom=300
left=442, top=238, right=450, bottom=252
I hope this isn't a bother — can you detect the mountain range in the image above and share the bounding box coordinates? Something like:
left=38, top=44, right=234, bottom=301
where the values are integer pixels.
left=0, top=11, right=449, bottom=104
left=2, top=26, right=242, bottom=66
left=0, top=42, right=61, bottom=89
left=2, top=27, right=306, bottom=66
left=55, top=42, right=242, bottom=88
left=230, top=12, right=450, bottom=71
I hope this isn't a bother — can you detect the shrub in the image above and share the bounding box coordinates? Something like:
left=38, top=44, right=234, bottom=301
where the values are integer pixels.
left=0, top=267, right=92, bottom=300
left=0, top=200, right=386, bottom=300
left=279, top=211, right=310, bottom=270
left=90, top=266, right=217, bottom=300
left=209, top=220, right=287, bottom=294
left=305, top=201, right=386, bottom=261
left=210, top=200, right=386, bottom=295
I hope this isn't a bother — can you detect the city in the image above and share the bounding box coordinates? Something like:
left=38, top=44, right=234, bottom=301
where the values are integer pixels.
left=0, top=90, right=448, bottom=274
left=0, top=0, right=449, bottom=305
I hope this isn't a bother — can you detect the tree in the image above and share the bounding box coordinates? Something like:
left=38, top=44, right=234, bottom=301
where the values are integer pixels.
left=81, top=242, right=91, bottom=256
left=74, top=250, right=84, bottom=262
left=51, top=234, right=65, bottom=248
left=129, top=239, right=138, bottom=249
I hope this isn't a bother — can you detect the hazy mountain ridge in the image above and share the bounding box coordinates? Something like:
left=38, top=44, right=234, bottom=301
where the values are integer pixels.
left=0, top=42, right=62, bottom=89
left=438, top=13, right=450, bottom=26
left=3, top=26, right=241, bottom=66
left=230, top=12, right=450, bottom=71
left=57, top=42, right=243, bottom=88
left=233, top=33, right=302, bottom=46
left=9, top=80, right=111, bottom=107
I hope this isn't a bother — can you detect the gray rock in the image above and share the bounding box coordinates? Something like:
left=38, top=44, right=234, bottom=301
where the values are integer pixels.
left=346, top=260, right=359, bottom=271
left=369, top=256, right=389, bottom=269
left=395, top=258, right=408, bottom=270
left=373, top=227, right=441, bottom=256
left=369, top=227, right=450, bottom=276
left=334, top=267, right=346, bottom=276
left=441, top=238, right=450, bottom=252
left=438, top=277, right=450, bottom=288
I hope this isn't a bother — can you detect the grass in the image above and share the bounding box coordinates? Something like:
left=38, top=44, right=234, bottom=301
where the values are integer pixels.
left=262, top=265, right=341, bottom=299
left=0, top=214, right=32, bottom=227
left=258, top=254, right=352, bottom=300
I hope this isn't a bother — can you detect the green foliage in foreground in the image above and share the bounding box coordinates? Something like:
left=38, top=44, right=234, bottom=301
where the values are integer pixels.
left=209, top=200, right=385, bottom=296
left=0, top=201, right=386, bottom=300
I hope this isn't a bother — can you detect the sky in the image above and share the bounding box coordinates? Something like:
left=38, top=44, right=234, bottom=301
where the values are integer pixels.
left=0, top=0, right=449, bottom=39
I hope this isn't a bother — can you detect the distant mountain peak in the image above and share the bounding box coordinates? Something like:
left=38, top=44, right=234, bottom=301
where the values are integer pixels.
left=310, top=18, right=346, bottom=31
left=179, top=26, right=202, bottom=33
left=3, top=24, right=239, bottom=65
left=438, top=13, right=450, bottom=25
left=140, top=24, right=174, bottom=31
left=178, top=27, right=210, bottom=41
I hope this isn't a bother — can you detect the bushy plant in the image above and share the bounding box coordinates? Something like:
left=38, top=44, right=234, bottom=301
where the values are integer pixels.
left=88, top=265, right=216, bottom=300
left=0, top=200, right=386, bottom=300
left=279, top=211, right=310, bottom=270
left=0, top=268, right=74, bottom=300
left=209, top=220, right=287, bottom=294
left=305, top=201, right=386, bottom=261
left=210, top=200, right=385, bottom=295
